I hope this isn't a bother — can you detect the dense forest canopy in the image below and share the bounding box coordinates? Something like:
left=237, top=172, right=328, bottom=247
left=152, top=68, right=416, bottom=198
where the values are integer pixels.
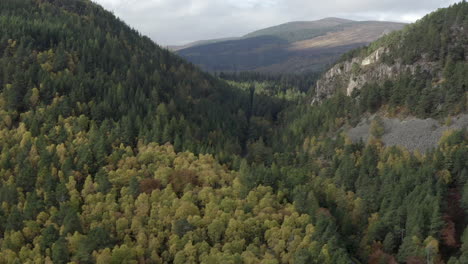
left=329, top=1, right=468, bottom=118
left=0, top=0, right=467, bottom=263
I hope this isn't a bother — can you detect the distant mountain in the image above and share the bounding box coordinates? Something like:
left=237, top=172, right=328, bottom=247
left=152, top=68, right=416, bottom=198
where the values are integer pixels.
left=244, top=17, right=354, bottom=41
left=176, top=18, right=405, bottom=73
left=1, top=1, right=468, bottom=264
left=168, top=37, right=240, bottom=51
left=313, top=3, right=468, bottom=118
left=170, top=17, right=353, bottom=51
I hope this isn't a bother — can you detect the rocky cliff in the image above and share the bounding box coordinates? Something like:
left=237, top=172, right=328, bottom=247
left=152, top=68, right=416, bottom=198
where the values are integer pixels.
left=312, top=45, right=440, bottom=103
left=312, top=4, right=468, bottom=105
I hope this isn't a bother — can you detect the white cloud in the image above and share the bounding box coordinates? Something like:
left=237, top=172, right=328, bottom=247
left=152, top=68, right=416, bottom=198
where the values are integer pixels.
left=92, top=0, right=461, bottom=45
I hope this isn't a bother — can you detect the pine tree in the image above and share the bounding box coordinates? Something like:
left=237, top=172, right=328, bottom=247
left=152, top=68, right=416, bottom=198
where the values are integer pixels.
left=40, top=225, right=59, bottom=253
left=96, top=168, right=112, bottom=193
left=6, top=207, right=23, bottom=231
left=62, top=209, right=82, bottom=235
left=129, top=176, right=140, bottom=198
left=52, top=237, right=70, bottom=264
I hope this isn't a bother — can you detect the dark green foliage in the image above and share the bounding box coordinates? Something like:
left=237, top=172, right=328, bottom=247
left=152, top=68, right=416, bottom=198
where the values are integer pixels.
left=129, top=176, right=140, bottom=198
left=173, top=219, right=196, bottom=237
left=0, top=184, right=18, bottom=205
left=463, top=181, right=468, bottom=215
left=0, top=0, right=466, bottom=263
left=334, top=152, right=358, bottom=191
left=6, top=207, right=23, bottom=231
left=88, top=227, right=114, bottom=250
left=23, top=191, right=44, bottom=220
left=55, top=182, right=69, bottom=204
left=96, top=168, right=112, bottom=193
left=0, top=208, right=4, bottom=234
left=75, top=240, right=94, bottom=264
left=63, top=211, right=82, bottom=235
left=333, top=2, right=468, bottom=118
left=52, top=237, right=70, bottom=264
left=219, top=71, right=320, bottom=94
left=292, top=185, right=319, bottom=215
left=383, top=232, right=396, bottom=253
left=40, top=225, right=59, bottom=252
left=294, top=248, right=313, bottom=264
left=460, top=228, right=468, bottom=263
left=75, top=227, right=114, bottom=263
left=0, top=0, right=281, bottom=165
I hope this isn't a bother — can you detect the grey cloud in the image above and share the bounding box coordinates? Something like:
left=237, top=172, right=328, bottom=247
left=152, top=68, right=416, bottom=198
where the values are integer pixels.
left=93, top=0, right=460, bottom=45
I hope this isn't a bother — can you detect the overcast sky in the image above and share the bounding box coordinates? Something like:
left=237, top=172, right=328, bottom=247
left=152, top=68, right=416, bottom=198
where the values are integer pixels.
left=93, top=0, right=459, bottom=46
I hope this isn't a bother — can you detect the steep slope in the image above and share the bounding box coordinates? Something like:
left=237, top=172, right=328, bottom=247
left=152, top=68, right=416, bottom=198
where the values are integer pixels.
left=266, top=4, right=468, bottom=263
left=0, top=1, right=368, bottom=263
left=0, top=1, right=467, bottom=264
left=0, top=0, right=287, bottom=159
left=313, top=2, right=468, bottom=119
left=0, top=0, right=321, bottom=263
left=176, top=19, right=405, bottom=73
left=304, top=2, right=468, bottom=152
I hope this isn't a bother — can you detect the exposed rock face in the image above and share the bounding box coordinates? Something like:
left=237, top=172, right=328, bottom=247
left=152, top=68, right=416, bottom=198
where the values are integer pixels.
left=312, top=47, right=438, bottom=103
left=361, top=47, right=386, bottom=66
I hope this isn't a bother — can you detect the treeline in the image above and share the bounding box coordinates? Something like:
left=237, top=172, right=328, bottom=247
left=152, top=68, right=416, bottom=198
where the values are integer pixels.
left=339, top=1, right=468, bottom=65
left=0, top=0, right=287, bottom=167
left=243, top=127, right=468, bottom=263
left=218, top=71, right=320, bottom=94
left=0, top=0, right=467, bottom=263
left=335, top=1, right=468, bottom=118
left=0, top=121, right=349, bottom=263
left=1, top=107, right=465, bottom=263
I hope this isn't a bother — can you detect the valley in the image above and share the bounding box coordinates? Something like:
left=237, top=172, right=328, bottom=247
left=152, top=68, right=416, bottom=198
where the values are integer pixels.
left=0, top=0, right=466, bottom=263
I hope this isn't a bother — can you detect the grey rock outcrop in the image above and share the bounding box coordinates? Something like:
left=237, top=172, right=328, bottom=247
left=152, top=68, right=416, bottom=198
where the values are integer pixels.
left=312, top=47, right=438, bottom=104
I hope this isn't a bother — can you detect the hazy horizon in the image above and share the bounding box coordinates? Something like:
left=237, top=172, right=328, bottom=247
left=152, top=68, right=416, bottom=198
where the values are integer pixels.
left=94, top=0, right=458, bottom=46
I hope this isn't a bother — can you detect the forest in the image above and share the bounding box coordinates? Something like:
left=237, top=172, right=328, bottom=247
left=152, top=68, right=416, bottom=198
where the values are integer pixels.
left=0, top=0, right=467, bottom=263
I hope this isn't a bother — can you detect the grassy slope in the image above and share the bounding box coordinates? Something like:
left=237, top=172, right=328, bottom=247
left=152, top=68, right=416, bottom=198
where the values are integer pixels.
left=177, top=20, right=405, bottom=73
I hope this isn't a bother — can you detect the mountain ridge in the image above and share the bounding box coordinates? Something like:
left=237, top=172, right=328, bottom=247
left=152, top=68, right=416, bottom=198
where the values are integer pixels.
left=243, top=17, right=355, bottom=40
left=312, top=1, right=468, bottom=118
left=169, top=17, right=354, bottom=51
left=175, top=18, right=405, bottom=73
left=0, top=1, right=467, bottom=264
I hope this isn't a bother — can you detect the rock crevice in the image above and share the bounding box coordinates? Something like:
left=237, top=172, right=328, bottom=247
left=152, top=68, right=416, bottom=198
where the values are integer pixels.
left=312, top=47, right=438, bottom=103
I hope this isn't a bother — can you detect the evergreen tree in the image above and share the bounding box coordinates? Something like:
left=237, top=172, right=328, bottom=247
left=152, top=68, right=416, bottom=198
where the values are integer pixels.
left=52, top=237, right=70, bottom=264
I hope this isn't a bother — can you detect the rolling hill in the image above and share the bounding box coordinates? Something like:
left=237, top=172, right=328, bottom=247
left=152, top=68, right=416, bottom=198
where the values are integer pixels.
left=0, top=0, right=467, bottom=263
left=176, top=18, right=405, bottom=73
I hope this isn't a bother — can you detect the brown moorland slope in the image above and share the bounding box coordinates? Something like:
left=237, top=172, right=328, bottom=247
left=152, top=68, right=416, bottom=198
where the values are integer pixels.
left=176, top=19, right=405, bottom=73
